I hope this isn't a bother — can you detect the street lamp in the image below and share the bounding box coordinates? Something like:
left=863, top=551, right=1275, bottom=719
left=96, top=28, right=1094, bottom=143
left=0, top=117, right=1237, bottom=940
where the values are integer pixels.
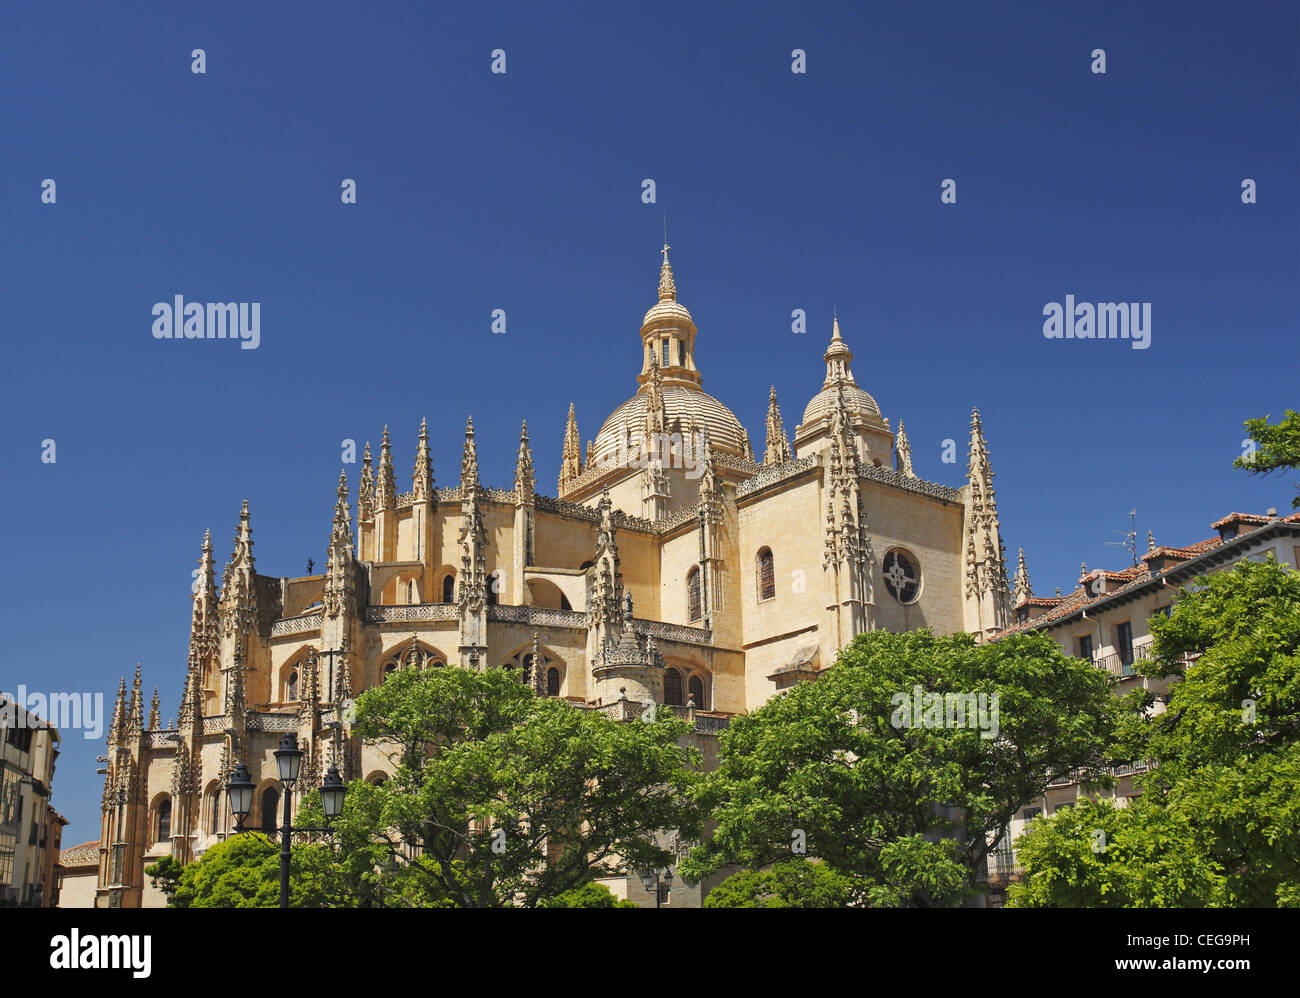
left=320, top=765, right=346, bottom=819
left=638, top=866, right=673, bottom=908
left=225, top=735, right=347, bottom=908
left=226, top=763, right=254, bottom=832
left=274, top=733, right=303, bottom=784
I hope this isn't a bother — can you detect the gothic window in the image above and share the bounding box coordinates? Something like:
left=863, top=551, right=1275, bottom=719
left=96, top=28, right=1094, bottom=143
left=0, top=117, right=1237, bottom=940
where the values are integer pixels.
left=383, top=662, right=397, bottom=679
left=260, top=789, right=279, bottom=834
left=287, top=672, right=298, bottom=702
left=408, top=581, right=416, bottom=604
left=882, top=549, right=921, bottom=604
left=504, top=647, right=560, bottom=694
left=442, top=574, right=455, bottom=603
left=688, top=674, right=705, bottom=709
left=156, top=798, right=171, bottom=843
left=687, top=568, right=702, bottom=622
left=209, top=792, right=220, bottom=835
left=664, top=669, right=684, bottom=707
left=756, top=548, right=775, bottom=601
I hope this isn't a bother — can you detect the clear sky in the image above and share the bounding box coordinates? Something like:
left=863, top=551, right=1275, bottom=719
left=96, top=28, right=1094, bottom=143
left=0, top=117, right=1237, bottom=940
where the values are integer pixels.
left=3, top=1, right=1296, bottom=844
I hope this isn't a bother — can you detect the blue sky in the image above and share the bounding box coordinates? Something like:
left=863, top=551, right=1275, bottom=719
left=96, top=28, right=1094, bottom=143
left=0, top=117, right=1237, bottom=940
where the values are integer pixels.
left=2, top=1, right=1296, bottom=844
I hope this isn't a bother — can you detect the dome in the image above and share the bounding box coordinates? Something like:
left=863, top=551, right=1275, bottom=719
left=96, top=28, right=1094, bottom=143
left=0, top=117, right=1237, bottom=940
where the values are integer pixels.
left=593, top=385, right=749, bottom=462
left=797, top=316, right=883, bottom=432
left=641, top=299, right=695, bottom=328
left=801, top=382, right=881, bottom=427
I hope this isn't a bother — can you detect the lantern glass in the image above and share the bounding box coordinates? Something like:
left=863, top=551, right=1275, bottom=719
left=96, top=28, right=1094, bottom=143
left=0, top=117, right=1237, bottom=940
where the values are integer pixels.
left=275, top=734, right=302, bottom=784
left=320, top=765, right=347, bottom=819
left=227, top=763, right=254, bottom=820
left=639, top=870, right=654, bottom=894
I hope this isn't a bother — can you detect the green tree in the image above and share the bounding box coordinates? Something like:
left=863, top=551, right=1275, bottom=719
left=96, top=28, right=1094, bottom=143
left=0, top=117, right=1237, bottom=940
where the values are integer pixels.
left=1010, top=558, right=1300, bottom=907
left=1234, top=409, right=1300, bottom=507
left=172, top=834, right=276, bottom=908
left=345, top=664, right=702, bottom=907
left=681, top=629, right=1121, bottom=905
left=538, top=882, right=638, bottom=908
left=143, top=855, right=183, bottom=903
left=704, top=859, right=864, bottom=908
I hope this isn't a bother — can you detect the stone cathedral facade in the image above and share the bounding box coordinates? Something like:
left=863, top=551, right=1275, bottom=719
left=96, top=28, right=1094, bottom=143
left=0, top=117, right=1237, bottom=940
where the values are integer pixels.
left=94, top=248, right=1013, bottom=906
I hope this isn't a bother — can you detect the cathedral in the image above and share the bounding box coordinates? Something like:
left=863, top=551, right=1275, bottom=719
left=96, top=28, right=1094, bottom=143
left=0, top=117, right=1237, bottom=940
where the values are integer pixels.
left=93, top=246, right=1013, bottom=906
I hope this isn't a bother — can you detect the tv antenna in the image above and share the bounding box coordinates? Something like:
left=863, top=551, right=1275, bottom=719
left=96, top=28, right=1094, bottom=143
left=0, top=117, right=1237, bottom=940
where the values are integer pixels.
left=1105, top=508, right=1138, bottom=567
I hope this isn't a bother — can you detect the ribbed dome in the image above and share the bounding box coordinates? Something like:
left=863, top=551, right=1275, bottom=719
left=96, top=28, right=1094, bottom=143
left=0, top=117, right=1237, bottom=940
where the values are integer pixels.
left=642, top=299, right=694, bottom=327
left=593, top=385, right=749, bottom=461
left=797, top=316, right=882, bottom=432
left=802, top=383, right=881, bottom=426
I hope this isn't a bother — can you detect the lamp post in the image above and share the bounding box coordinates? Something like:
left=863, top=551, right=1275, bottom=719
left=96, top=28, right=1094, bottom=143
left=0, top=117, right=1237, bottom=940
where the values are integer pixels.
left=638, top=866, right=673, bottom=908
left=225, top=734, right=347, bottom=908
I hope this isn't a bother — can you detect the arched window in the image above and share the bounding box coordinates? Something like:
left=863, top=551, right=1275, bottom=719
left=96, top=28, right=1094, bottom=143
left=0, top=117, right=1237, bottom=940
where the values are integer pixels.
left=209, top=792, right=220, bottom=834
left=547, top=667, right=560, bottom=697
left=688, top=675, right=705, bottom=709
left=383, top=662, right=397, bottom=679
left=442, top=574, right=455, bottom=603
left=260, top=789, right=279, bottom=834
left=756, top=548, right=775, bottom=601
left=157, top=798, right=171, bottom=842
left=687, top=568, right=702, bottom=622
left=287, top=671, right=298, bottom=701
left=664, top=668, right=684, bottom=706
left=408, top=580, right=416, bottom=604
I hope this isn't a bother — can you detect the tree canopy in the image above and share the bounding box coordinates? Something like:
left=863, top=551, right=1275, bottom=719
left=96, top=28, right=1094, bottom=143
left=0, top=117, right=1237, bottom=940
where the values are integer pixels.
left=680, top=629, right=1122, bottom=906
left=1009, top=557, right=1300, bottom=907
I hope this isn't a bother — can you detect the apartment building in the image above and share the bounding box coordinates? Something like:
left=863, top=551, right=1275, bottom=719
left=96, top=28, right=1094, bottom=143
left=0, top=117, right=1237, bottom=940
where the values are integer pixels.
left=0, top=697, right=64, bottom=907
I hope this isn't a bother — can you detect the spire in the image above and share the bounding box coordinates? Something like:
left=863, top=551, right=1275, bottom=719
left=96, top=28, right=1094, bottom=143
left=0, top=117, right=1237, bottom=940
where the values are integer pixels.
left=127, top=664, right=144, bottom=737
left=219, top=501, right=258, bottom=636
left=358, top=442, right=374, bottom=520
left=764, top=386, right=793, bottom=466
left=895, top=419, right=916, bottom=478
left=559, top=403, right=582, bottom=493
left=962, top=408, right=1011, bottom=635
left=530, top=632, right=546, bottom=696
left=325, top=471, right=355, bottom=617
left=375, top=426, right=396, bottom=511
left=461, top=416, right=480, bottom=489
left=515, top=420, right=535, bottom=503
left=109, top=676, right=127, bottom=745
left=698, top=425, right=719, bottom=496
left=149, top=687, right=160, bottom=730
left=412, top=418, right=434, bottom=501
left=658, top=242, right=677, bottom=302
left=1012, top=547, right=1032, bottom=604
left=642, top=355, right=668, bottom=467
